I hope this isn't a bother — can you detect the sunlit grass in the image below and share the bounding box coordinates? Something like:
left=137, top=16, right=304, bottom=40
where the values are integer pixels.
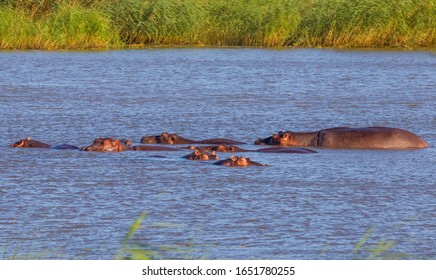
left=1, top=0, right=434, bottom=49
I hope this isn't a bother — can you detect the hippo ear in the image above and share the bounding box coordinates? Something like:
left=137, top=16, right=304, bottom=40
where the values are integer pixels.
left=201, top=154, right=209, bottom=160
left=26, top=136, right=31, bottom=140
left=282, top=133, right=289, bottom=139
left=19, top=140, right=25, bottom=146
left=229, top=146, right=235, bottom=152
left=194, top=150, right=201, bottom=156
left=231, top=155, right=236, bottom=161
left=211, top=151, right=216, bottom=155
left=188, top=145, right=195, bottom=150
left=237, top=157, right=247, bottom=165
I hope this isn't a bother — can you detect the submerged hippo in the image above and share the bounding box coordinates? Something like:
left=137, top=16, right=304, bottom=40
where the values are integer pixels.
left=213, top=155, right=266, bottom=167
left=80, top=137, right=133, bottom=152
left=255, top=127, right=429, bottom=149
left=10, top=137, right=79, bottom=149
left=183, top=149, right=219, bottom=161
left=10, top=137, right=51, bottom=148
left=140, top=132, right=245, bottom=145
left=188, top=144, right=251, bottom=153
left=133, top=145, right=182, bottom=151
left=256, top=147, right=318, bottom=154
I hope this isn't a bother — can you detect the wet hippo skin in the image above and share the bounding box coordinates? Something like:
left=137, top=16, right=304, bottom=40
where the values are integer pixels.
left=255, top=127, right=428, bottom=149
left=141, top=132, right=246, bottom=145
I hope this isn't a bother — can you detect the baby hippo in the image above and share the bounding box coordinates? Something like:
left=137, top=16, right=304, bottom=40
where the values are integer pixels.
left=213, top=155, right=266, bottom=167
left=183, top=149, right=218, bottom=161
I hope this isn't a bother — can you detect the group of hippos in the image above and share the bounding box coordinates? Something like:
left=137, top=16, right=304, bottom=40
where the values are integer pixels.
left=10, top=126, right=429, bottom=167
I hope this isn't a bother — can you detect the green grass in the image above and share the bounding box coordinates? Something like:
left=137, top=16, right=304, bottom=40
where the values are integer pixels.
left=1, top=0, right=434, bottom=49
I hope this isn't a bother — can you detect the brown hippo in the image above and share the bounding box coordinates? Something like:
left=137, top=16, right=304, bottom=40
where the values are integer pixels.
left=183, top=149, right=219, bottom=161
left=188, top=144, right=252, bottom=153
left=140, top=132, right=245, bottom=145
left=80, top=137, right=133, bottom=152
left=11, top=137, right=51, bottom=148
left=213, top=155, right=267, bottom=167
left=10, top=137, right=79, bottom=149
left=255, top=127, right=429, bottom=149
left=133, top=145, right=182, bottom=151
left=256, top=147, right=318, bottom=154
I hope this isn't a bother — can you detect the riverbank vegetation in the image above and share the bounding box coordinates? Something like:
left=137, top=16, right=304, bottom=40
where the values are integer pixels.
left=1, top=0, right=435, bottom=49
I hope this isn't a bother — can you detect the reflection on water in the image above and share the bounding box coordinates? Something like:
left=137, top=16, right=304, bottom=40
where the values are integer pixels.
left=0, top=48, right=435, bottom=259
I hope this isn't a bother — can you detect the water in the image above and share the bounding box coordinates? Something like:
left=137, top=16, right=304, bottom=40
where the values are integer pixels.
left=0, top=48, right=435, bottom=259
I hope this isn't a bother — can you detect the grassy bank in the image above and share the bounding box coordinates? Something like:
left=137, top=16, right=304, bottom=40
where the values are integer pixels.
left=0, top=0, right=435, bottom=49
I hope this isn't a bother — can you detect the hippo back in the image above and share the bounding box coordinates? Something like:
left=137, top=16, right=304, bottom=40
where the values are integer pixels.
left=318, top=127, right=428, bottom=149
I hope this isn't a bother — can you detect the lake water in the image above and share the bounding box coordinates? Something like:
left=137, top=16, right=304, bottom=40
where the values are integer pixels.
left=0, top=48, right=435, bottom=260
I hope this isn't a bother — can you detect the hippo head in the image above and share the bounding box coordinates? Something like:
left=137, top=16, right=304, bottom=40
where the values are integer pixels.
left=272, top=131, right=295, bottom=146
left=81, top=137, right=131, bottom=152
left=184, top=149, right=218, bottom=160
left=231, top=155, right=248, bottom=166
left=214, top=155, right=267, bottom=166
left=220, top=155, right=249, bottom=166
left=140, top=135, right=159, bottom=144
left=213, top=144, right=236, bottom=153
left=10, top=139, right=26, bottom=148
left=159, top=132, right=178, bottom=144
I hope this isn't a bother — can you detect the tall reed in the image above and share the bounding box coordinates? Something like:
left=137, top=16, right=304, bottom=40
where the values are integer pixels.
left=0, top=0, right=435, bottom=49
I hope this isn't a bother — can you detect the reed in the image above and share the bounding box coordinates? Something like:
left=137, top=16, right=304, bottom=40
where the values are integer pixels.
left=0, top=0, right=434, bottom=49
left=0, top=1, right=121, bottom=49
left=297, top=0, right=436, bottom=48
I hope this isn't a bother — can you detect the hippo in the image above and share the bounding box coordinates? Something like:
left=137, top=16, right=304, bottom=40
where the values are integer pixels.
left=10, top=137, right=79, bottom=149
left=80, top=137, right=133, bottom=152
left=140, top=132, right=246, bottom=145
left=188, top=144, right=252, bottom=153
left=255, top=127, right=429, bottom=149
left=256, top=147, right=318, bottom=154
left=183, top=149, right=219, bottom=161
left=10, top=137, right=51, bottom=148
left=133, top=145, right=182, bottom=151
left=213, top=155, right=267, bottom=167
left=51, top=144, right=80, bottom=150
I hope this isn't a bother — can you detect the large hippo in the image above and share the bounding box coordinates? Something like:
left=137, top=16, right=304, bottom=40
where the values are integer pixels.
left=255, top=127, right=429, bottom=149
left=140, top=132, right=246, bottom=145
left=213, top=155, right=267, bottom=167
left=80, top=137, right=133, bottom=152
left=183, top=149, right=219, bottom=161
left=10, top=137, right=79, bottom=149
